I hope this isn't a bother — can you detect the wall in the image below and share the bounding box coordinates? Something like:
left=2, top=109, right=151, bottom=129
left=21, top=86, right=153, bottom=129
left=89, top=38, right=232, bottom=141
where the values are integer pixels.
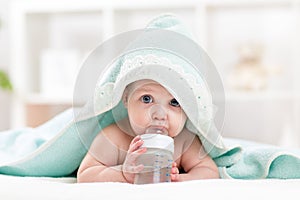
left=0, top=0, right=11, bottom=131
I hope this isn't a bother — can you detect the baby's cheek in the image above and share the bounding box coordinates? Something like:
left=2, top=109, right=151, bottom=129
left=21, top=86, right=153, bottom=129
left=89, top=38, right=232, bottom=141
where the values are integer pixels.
left=134, top=113, right=148, bottom=124
left=129, top=114, right=149, bottom=134
left=170, top=114, right=187, bottom=135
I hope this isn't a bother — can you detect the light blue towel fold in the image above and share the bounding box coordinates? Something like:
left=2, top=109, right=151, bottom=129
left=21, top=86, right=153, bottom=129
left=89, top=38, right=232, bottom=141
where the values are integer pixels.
left=220, top=138, right=300, bottom=179
left=0, top=109, right=85, bottom=176
left=0, top=107, right=117, bottom=176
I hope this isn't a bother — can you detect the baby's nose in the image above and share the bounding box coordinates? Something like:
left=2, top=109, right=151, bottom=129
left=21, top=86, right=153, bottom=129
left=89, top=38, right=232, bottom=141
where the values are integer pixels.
left=149, top=104, right=167, bottom=121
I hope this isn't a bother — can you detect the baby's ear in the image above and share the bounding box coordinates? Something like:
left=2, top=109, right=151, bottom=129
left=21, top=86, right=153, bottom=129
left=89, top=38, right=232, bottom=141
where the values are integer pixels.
left=122, top=90, right=129, bottom=108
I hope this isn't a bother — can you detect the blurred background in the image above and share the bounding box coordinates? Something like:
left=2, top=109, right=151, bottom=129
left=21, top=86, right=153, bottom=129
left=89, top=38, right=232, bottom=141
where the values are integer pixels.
left=0, top=0, right=299, bottom=148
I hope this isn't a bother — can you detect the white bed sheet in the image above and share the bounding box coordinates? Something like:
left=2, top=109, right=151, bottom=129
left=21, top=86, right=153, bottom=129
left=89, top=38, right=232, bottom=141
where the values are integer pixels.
left=1, top=174, right=299, bottom=200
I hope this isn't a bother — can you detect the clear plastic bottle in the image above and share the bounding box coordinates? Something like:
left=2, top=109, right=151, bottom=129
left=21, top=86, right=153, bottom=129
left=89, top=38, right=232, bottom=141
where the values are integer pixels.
left=134, top=127, right=174, bottom=184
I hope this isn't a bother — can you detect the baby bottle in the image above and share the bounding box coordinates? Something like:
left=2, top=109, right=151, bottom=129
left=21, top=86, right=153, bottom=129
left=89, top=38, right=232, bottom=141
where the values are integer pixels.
left=134, top=127, right=174, bottom=184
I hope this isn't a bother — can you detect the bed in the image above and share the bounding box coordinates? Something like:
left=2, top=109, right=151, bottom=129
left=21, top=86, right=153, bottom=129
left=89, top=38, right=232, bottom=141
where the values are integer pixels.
left=1, top=174, right=299, bottom=200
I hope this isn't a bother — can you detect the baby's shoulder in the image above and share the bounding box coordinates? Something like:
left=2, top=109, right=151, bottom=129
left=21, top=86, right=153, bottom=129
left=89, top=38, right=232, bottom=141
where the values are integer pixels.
left=100, top=123, right=133, bottom=143
left=174, top=128, right=201, bottom=148
left=101, top=123, right=124, bottom=138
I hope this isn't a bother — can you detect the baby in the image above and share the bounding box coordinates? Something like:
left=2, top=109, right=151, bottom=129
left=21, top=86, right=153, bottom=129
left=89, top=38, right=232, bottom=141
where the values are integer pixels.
left=77, top=79, right=219, bottom=183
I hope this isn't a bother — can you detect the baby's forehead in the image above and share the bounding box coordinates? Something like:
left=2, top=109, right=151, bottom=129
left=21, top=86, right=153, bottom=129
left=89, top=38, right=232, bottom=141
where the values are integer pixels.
left=126, top=79, right=168, bottom=94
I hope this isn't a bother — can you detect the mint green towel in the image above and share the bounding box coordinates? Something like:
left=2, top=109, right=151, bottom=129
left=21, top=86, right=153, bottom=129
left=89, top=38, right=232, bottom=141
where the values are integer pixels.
left=220, top=139, right=300, bottom=179
left=1, top=14, right=299, bottom=179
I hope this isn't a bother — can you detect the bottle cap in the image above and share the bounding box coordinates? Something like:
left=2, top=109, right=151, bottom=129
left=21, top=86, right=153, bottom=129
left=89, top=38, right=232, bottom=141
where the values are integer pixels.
left=141, top=133, right=174, bottom=153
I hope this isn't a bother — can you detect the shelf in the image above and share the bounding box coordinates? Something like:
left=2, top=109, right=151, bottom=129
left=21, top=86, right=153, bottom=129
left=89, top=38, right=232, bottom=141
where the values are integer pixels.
left=26, top=93, right=73, bottom=105
left=25, top=103, right=71, bottom=127
left=225, top=90, right=300, bottom=101
left=205, top=0, right=296, bottom=7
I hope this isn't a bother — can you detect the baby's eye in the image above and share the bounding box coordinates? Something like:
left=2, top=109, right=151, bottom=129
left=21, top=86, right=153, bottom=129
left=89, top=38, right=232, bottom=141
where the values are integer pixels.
left=141, top=95, right=153, bottom=104
left=170, top=98, right=180, bottom=107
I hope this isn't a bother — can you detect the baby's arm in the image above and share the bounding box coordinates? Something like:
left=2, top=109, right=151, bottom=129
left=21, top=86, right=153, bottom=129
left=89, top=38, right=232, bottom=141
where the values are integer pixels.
left=77, top=125, right=146, bottom=183
left=171, top=136, right=219, bottom=182
left=77, top=151, right=127, bottom=183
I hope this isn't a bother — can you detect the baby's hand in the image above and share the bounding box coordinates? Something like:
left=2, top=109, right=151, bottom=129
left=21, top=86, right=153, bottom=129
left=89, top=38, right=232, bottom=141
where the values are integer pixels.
left=170, top=162, right=180, bottom=182
left=122, top=135, right=146, bottom=183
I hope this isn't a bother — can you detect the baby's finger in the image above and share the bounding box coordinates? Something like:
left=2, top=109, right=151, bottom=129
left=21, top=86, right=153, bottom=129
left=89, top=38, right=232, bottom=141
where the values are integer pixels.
left=128, top=137, right=144, bottom=152
left=130, top=135, right=141, bottom=144
left=172, top=162, right=177, bottom=168
left=170, top=163, right=179, bottom=182
left=171, top=166, right=179, bottom=174
left=127, top=147, right=147, bottom=161
left=125, top=146, right=147, bottom=166
left=171, top=173, right=179, bottom=182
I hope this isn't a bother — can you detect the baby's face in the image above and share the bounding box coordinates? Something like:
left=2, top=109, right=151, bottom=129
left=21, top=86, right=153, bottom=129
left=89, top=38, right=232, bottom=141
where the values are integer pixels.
left=124, top=80, right=187, bottom=137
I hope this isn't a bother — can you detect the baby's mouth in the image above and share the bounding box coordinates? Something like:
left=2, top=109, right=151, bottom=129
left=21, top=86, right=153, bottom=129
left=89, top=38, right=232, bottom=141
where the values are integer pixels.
left=146, top=126, right=168, bottom=135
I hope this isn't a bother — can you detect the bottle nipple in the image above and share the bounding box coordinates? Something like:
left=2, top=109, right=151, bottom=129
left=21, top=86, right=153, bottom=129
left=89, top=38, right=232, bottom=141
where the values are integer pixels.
left=145, top=126, right=168, bottom=135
